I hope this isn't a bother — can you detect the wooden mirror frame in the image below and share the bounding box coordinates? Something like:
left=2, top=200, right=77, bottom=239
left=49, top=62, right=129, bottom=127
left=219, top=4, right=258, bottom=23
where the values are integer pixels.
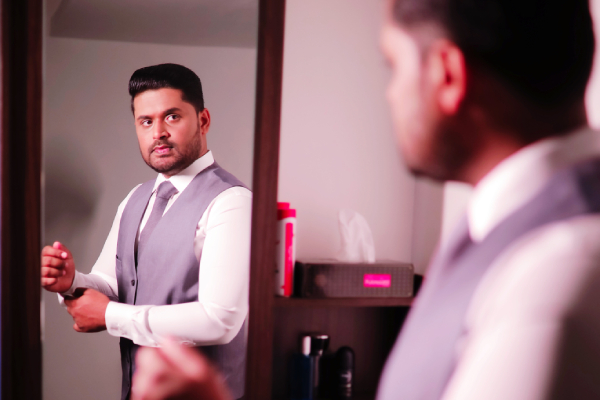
left=1, top=0, right=43, bottom=398
left=0, top=0, right=286, bottom=398
left=245, top=0, right=286, bottom=399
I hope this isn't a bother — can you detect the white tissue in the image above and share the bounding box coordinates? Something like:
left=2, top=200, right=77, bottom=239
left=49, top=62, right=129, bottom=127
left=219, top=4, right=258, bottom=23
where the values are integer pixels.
left=336, top=209, right=376, bottom=263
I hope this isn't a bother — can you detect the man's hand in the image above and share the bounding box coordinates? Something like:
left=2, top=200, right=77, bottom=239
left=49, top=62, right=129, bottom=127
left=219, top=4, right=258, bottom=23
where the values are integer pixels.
left=132, top=339, right=233, bottom=400
left=64, top=288, right=110, bottom=332
left=41, top=241, right=75, bottom=293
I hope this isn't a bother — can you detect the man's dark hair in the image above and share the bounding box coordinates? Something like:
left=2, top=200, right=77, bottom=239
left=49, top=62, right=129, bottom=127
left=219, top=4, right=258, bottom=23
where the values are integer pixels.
left=392, top=0, right=595, bottom=109
left=129, top=63, right=205, bottom=113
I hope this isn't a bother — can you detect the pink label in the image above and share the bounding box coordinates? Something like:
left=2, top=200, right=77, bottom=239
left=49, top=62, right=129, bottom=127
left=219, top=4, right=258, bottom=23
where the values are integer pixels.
left=364, top=274, right=391, bottom=288
left=284, top=223, right=294, bottom=296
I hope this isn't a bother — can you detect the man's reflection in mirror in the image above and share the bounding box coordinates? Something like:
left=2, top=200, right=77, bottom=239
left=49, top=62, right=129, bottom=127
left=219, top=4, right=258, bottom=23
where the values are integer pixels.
left=40, top=63, right=251, bottom=400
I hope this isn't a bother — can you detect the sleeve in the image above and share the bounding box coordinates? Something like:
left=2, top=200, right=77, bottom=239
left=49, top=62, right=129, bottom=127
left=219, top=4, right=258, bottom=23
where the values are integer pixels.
left=105, top=187, right=252, bottom=347
left=58, top=185, right=141, bottom=304
left=441, top=216, right=600, bottom=400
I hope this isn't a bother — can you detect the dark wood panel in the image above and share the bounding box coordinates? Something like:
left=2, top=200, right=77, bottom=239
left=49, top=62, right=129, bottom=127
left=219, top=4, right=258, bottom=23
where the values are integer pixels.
left=276, top=392, right=377, bottom=400
left=0, top=0, right=43, bottom=399
left=245, top=0, right=287, bottom=399
left=272, top=307, right=408, bottom=398
left=274, top=297, right=413, bottom=308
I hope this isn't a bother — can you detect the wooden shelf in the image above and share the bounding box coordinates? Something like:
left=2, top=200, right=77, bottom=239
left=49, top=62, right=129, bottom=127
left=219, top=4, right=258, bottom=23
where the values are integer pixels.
left=274, top=296, right=413, bottom=308
left=275, top=393, right=375, bottom=400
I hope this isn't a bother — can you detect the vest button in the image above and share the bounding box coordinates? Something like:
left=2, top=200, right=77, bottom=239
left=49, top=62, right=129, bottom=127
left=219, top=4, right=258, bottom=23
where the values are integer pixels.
left=131, top=280, right=135, bottom=286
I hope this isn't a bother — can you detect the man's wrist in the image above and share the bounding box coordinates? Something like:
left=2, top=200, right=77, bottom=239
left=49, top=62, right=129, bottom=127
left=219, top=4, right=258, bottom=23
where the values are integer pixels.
left=59, top=270, right=79, bottom=296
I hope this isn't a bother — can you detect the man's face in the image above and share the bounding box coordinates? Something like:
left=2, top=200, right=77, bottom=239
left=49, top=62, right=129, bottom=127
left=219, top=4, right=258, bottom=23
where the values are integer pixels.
left=381, top=19, right=475, bottom=181
left=133, top=88, right=207, bottom=177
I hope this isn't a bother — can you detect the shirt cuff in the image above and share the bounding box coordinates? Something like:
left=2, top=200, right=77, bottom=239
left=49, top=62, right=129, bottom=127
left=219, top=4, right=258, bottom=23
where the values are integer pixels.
left=57, top=271, right=83, bottom=306
left=61, top=270, right=83, bottom=296
left=105, top=301, right=159, bottom=347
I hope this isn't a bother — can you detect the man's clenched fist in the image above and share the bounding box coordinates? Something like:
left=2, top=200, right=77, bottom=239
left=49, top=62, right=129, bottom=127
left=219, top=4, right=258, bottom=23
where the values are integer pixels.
left=64, top=288, right=109, bottom=332
left=41, top=241, right=75, bottom=293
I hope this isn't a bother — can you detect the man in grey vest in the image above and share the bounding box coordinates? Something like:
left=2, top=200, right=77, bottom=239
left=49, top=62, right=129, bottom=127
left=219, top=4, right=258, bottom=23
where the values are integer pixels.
left=131, top=1, right=600, bottom=400
left=40, top=63, right=250, bottom=400
left=376, top=0, right=600, bottom=399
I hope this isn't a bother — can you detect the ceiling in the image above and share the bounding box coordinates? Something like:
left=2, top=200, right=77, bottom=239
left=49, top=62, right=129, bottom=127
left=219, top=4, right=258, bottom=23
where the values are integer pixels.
left=50, top=0, right=259, bottom=48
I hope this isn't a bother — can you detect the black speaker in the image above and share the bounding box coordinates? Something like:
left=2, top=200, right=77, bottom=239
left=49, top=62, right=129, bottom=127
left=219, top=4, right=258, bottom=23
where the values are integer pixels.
left=294, top=261, right=413, bottom=298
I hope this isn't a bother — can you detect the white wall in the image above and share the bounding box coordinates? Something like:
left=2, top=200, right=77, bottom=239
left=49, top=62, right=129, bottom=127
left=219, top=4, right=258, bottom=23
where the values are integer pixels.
left=278, top=0, right=444, bottom=273
left=42, top=38, right=256, bottom=400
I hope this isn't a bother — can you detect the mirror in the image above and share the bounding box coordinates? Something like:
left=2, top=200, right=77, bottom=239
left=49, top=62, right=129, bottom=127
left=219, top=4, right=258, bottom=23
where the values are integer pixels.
left=42, top=0, right=258, bottom=398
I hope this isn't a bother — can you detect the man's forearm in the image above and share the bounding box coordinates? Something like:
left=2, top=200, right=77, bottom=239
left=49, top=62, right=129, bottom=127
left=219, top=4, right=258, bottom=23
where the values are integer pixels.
left=105, top=301, right=247, bottom=347
left=58, top=271, right=118, bottom=305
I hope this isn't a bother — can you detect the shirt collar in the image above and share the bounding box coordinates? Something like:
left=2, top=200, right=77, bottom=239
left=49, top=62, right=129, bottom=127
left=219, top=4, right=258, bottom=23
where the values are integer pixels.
left=468, top=127, right=600, bottom=242
left=152, top=150, right=215, bottom=194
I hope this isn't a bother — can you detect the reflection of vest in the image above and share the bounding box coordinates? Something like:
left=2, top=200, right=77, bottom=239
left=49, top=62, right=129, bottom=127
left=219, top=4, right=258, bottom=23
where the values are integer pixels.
left=116, top=162, right=247, bottom=400
left=377, top=157, right=600, bottom=400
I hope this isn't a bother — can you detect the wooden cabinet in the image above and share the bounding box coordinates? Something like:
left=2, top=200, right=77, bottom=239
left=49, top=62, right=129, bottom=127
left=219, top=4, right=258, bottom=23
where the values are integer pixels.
left=272, top=298, right=411, bottom=399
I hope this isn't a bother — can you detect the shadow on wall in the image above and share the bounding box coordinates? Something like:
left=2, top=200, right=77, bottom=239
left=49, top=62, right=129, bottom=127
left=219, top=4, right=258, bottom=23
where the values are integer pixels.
left=44, top=135, right=102, bottom=245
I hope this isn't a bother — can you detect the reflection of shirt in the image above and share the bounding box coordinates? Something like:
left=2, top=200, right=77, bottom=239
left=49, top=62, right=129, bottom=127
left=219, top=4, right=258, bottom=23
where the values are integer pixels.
left=441, top=127, right=600, bottom=399
left=60, top=150, right=252, bottom=347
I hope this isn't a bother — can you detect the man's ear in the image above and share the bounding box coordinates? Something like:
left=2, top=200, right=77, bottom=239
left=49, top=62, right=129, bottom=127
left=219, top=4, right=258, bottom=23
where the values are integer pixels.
left=427, top=40, right=467, bottom=116
left=198, top=108, right=211, bottom=133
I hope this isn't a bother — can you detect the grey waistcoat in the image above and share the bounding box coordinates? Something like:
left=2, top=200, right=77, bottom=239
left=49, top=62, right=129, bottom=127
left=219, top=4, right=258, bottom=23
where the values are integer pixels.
left=116, top=162, right=247, bottom=400
left=376, top=157, right=600, bottom=400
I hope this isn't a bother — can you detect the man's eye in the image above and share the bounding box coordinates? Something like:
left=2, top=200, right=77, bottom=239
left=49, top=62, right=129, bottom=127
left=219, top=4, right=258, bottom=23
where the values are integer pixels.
left=141, top=120, right=152, bottom=127
left=166, top=114, right=180, bottom=122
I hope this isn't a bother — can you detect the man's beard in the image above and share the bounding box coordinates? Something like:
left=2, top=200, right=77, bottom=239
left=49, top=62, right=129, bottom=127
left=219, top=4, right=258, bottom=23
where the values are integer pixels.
left=143, top=126, right=203, bottom=175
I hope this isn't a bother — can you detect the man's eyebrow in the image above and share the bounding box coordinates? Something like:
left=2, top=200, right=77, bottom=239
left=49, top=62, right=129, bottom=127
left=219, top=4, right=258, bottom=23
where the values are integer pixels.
left=164, top=107, right=183, bottom=115
left=136, top=108, right=183, bottom=121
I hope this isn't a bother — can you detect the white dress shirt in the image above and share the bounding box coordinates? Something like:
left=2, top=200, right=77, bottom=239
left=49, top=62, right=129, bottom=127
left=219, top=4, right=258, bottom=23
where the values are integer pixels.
left=60, top=151, right=252, bottom=347
left=441, top=127, right=600, bottom=399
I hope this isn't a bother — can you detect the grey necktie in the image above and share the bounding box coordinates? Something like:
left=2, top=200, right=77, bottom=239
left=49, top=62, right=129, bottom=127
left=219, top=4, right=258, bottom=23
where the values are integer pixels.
left=137, top=181, right=178, bottom=260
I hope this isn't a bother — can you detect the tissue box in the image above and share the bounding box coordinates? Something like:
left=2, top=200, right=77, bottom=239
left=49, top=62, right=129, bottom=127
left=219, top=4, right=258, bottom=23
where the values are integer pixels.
left=294, top=261, right=413, bottom=298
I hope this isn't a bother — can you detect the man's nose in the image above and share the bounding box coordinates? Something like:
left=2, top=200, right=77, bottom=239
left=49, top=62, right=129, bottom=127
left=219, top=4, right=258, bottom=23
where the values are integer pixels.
left=152, top=121, right=170, bottom=140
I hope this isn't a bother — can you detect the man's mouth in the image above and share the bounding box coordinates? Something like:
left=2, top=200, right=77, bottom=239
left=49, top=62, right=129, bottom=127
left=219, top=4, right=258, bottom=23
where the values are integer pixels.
left=152, top=145, right=172, bottom=155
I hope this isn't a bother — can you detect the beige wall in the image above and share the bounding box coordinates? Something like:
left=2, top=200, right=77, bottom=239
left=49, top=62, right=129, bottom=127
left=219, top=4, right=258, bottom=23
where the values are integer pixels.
left=42, top=37, right=256, bottom=400
left=278, top=0, right=443, bottom=273
left=276, top=0, right=600, bottom=274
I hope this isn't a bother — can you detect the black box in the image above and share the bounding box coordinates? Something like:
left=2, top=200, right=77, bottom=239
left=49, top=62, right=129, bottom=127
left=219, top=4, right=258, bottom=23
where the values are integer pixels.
left=294, top=260, right=413, bottom=298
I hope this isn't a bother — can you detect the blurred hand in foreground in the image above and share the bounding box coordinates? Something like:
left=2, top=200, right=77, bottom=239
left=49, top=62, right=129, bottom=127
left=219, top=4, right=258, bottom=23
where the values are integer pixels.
left=132, top=339, right=233, bottom=400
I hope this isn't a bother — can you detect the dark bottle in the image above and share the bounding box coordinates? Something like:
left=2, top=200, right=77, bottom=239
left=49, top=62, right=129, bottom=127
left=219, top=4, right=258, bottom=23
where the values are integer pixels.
left=290, top=336, right=314, bottom=400
left=333, top=346, right=354, bottom=400
left=310, top=334, right=330, bottom=398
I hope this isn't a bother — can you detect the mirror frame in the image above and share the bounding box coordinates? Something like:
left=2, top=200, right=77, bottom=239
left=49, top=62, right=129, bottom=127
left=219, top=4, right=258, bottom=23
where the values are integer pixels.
left=245, top=0, right=286, bottom=399
left=0, top=0, right=286, bottom=399
left=1, top=0, right=43, bottom=398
